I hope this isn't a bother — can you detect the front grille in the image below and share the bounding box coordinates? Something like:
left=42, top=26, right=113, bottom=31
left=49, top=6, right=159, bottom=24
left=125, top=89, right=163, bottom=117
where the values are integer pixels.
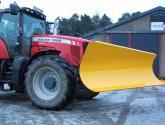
left=70, top=45, right=80, bottom=59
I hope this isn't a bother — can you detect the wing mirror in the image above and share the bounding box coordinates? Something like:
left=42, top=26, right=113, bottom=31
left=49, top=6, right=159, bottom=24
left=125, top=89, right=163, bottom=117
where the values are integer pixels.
left=9, top=4, right=18, bottom=15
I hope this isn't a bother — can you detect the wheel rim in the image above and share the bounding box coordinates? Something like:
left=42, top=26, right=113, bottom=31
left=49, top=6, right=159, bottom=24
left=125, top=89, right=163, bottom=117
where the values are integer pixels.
left=33, top=67, right=61, bottom=101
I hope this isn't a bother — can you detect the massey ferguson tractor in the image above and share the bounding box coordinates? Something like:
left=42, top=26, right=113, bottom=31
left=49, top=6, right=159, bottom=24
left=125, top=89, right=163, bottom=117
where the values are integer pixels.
left=0, top=3, right=164, bottom=110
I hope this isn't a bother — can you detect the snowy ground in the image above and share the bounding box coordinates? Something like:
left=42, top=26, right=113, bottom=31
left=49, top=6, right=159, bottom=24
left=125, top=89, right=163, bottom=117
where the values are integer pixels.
left=0, top=86, right=165, bottom=125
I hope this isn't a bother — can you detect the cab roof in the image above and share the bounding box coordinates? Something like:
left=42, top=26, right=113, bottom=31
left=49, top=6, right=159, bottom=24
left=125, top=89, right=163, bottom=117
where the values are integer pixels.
left=0, top=7, right=46, bottom=20
left=22, top=7, right=46, bottom=20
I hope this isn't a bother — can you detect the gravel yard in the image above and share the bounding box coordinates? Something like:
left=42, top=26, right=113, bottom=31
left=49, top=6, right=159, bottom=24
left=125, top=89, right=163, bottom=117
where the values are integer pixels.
left=0, top=86, right=165, bottom=125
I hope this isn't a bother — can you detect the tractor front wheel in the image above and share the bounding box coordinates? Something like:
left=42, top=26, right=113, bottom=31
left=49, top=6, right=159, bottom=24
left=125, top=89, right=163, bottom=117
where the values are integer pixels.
left=25, top=55, right=75, bottom=110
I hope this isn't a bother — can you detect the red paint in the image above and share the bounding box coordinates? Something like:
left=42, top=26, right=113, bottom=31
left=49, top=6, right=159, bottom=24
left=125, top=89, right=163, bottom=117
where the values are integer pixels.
left=0, top=39, right=9, bottom=59
left=128, top=33, right=132, bottom=47
left=31, top=35, right=88, bottom=66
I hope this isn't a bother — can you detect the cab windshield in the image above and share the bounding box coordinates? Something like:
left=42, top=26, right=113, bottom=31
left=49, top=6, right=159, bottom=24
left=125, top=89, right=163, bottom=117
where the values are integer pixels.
left=23, top=14, right=46, bottom=38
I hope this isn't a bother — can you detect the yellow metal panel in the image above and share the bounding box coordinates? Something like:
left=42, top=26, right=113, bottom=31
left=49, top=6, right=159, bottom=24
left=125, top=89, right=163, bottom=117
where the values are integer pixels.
left=80, top=41, right=165, bottom=92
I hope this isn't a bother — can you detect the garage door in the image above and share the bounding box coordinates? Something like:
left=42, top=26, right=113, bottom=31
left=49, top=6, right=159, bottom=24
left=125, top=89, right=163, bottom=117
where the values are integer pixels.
left=131, top=33, right=159, bottom=76
left=111, top=33, right=128, bottom=47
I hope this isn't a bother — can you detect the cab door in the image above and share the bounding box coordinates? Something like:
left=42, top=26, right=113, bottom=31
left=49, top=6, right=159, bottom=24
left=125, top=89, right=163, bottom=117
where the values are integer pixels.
left=22, top=13, right=46, bottom=56
left=0, top=12, right=20, bottom=56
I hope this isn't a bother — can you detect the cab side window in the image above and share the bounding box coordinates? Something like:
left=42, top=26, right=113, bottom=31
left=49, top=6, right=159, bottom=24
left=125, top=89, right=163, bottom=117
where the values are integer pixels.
left=0, top=13, right=19, bottom=55
left=0, top=13, right=19, bottom=44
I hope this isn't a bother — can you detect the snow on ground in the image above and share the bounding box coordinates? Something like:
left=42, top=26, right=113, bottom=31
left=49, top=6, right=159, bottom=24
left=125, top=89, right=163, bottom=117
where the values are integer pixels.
left=0, top=86, right=165, bottom=125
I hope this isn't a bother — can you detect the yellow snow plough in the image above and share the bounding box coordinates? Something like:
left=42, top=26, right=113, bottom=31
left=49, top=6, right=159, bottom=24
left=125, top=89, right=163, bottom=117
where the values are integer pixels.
left=80, top=41, right=165, bottom=92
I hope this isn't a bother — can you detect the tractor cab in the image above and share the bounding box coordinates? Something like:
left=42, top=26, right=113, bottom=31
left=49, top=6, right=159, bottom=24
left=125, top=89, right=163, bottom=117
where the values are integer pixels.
left=0, top=3, right=47, bottom=57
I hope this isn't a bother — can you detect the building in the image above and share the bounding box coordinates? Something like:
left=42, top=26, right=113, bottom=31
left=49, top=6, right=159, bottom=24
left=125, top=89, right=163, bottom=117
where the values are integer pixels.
left=84, top=6, right=165, bottom=78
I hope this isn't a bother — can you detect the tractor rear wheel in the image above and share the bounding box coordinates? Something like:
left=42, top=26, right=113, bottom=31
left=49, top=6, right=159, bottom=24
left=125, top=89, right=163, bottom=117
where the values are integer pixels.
left=25, top=55, right=75, bottom=110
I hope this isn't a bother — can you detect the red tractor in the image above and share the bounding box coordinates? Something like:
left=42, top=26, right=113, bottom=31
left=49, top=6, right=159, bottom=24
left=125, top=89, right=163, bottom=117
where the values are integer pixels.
left=1, top=3, right=164, bottom=110
left=0, top=3, right=98, bottom=110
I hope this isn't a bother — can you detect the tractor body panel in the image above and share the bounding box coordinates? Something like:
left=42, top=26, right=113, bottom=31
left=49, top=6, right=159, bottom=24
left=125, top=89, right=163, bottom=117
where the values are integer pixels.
left=31, top=35, right=87, bottom=66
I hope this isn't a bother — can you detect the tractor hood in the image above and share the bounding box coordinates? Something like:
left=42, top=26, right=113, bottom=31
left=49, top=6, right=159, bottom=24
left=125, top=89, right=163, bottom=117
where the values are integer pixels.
left=32, top=34, right=88, bottom=44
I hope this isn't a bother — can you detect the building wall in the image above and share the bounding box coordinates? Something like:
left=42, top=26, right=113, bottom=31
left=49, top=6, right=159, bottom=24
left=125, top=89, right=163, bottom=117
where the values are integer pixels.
left=107, top=16, right=151, bottom=32
left=91, top=34, right=110, bottom=42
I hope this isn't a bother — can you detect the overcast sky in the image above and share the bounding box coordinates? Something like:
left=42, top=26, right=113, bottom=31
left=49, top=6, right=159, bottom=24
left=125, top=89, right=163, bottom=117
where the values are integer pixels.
left=0, top=0, right=165, bottom=22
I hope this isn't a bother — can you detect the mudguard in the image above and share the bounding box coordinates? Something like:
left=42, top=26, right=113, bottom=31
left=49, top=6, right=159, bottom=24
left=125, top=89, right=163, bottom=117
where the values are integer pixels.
left=80, top=41, right=165, bottom=92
